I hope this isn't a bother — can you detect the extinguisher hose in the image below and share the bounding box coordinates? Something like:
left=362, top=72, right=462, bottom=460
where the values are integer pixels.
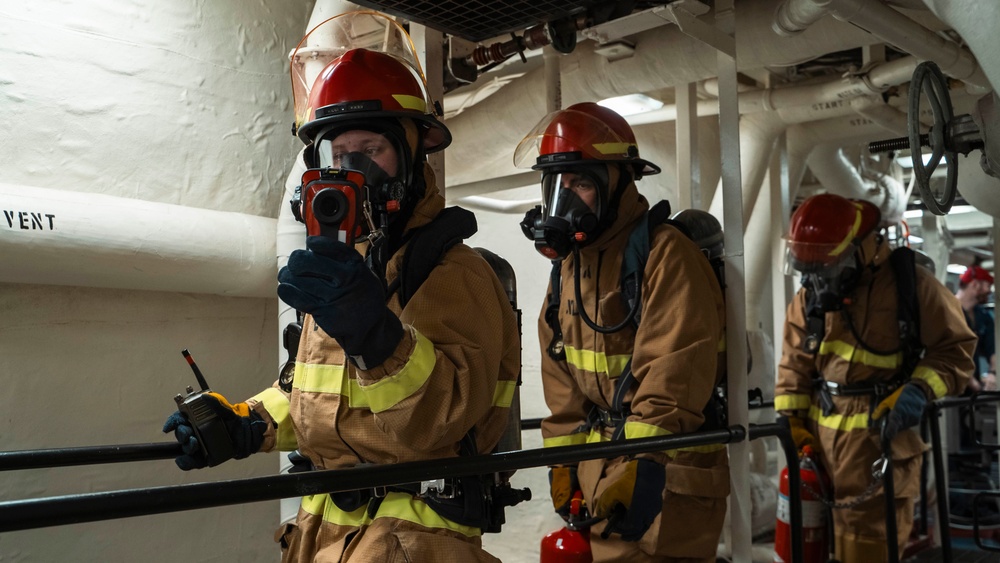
left=568, top=514, right=606, bottom=531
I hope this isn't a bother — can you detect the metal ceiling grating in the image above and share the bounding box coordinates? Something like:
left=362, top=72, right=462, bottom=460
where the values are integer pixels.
left=348, top=0, right=599, bottom=42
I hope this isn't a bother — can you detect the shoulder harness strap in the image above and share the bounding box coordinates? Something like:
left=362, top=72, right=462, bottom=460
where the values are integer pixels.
left=889, top=246, right=924, bottom=376
left=389, top=206, right=478, bottom=309
left=620, top=200, right=674, bottom=327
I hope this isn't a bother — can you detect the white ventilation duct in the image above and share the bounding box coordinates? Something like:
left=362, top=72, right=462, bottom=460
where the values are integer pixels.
left=0, top=185, right=276, bottom=297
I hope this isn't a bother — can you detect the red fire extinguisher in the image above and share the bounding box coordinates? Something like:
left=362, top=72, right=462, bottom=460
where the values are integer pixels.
left=774, top=446, right=831, bottom=563
left=541, top=491, right=593, bottom=563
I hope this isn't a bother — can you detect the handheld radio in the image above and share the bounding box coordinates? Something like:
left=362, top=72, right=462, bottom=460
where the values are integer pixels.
left=173, top=349, right=236, bottom=467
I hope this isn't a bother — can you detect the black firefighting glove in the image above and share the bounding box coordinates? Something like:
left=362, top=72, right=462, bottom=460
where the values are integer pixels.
left=549, top=466, right=581, bottom=520
left=594, top=458, right=665, bottom=542
left=873, top=382, right=928, bottom=442
left=162, top=392, right=267, bottom=470
left=278, top=236, right=404, bottom=370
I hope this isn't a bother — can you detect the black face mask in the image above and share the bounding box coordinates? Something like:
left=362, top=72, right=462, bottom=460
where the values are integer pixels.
left=803, top=256, right=861, bottom=312
left=338, top=151, right=406, bottom=208
left=521, top=166, right=609, bottom=260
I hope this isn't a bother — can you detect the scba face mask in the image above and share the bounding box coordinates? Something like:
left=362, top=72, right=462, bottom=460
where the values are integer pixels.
left=315, top=125, right=410, bottom=210
left=800, top=254, right=862, bottom=313
left=522, top=166, right=608, bottom=260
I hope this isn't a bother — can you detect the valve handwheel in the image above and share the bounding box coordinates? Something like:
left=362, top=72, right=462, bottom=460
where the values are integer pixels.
left=908, top=61, right=958, bottom=215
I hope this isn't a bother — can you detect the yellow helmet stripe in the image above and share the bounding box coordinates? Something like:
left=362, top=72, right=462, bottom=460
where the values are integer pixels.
left=392, top=94, right=427, bottom=112
left=828, top=204, right=863, bottom=258
left=591, top=142, right=636, bottom=156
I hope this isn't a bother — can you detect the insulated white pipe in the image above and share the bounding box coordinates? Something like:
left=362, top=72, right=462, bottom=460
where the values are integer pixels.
left=702, top=57, right=919, bottom=114
left=0, top=183, right=276, bottom=297
left=445, top=0, right=878, bottom=186
left=921, top=0, right=1000, bottom=92
left=851, top=95, right=909, bottom=136
left=773, top=0, right=989, bottom=88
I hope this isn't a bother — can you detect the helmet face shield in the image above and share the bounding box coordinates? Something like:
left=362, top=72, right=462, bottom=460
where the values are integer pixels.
left=783, top=239, right=858, bottom=277
left=532, top=167, right=607, bottom=259
left=312, top=124, right=410, bottom=222
left=541, top=169, right=604, bottom=226
left=290, top=11, right=426, bottom=132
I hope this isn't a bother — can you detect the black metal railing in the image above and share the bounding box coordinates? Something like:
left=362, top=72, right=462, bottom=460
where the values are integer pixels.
left=0, top=426, right=743, bottom=532
left=925, top=391, right=1000, bottom=562
left=0, top=419, right=803, bottom=563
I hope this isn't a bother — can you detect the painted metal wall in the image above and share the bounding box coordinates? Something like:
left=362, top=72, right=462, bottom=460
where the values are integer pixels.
left=0, top=0, right=313, bottom=561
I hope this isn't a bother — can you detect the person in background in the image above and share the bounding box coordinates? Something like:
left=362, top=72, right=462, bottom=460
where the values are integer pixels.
left=956, top=264, right=996, bottom=390
left=777, top=193, right=975, bottom=562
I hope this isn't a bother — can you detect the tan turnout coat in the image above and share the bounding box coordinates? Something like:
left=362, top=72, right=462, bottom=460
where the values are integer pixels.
left=776, top=236, right=975, bottom=562
left=247, top=164, right=521, bottom=563
left=539, top=172, right=730, bottom=562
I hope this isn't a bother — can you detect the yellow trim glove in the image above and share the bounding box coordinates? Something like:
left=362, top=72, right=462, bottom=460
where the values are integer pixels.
left=873, top=382, right=927, bottom=441
left=594, top=458, right=665, bottom=542
left=788, top=416, right=818, bottom=452
left=549, top=466, right=580, bottom=519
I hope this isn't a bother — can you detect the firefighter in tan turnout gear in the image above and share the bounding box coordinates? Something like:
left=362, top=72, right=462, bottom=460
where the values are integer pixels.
left=776, top=193, right=975, bottom=562
left=516, top=102, right=730, bottom=562
left=162, top=13, right=520, bottom=563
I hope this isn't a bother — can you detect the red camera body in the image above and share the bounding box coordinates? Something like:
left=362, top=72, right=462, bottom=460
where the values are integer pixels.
left=299, top=168, right=365, bottom=245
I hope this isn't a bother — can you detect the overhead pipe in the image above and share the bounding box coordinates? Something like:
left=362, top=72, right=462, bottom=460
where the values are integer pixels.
left=773, top=0, right=989, bottom=88
left=445, top=0, right=880, bottom=186
left=701, top=57, right=919, bottom=116
left=851, top=94, right=910, bottom=136
left=0, top=183, right=276, bottom=298
left=805, top=144, right=907, bottom=225
left=462, top=56, right=925, bottom=210
left=920, top=0, right=1000, bottom=92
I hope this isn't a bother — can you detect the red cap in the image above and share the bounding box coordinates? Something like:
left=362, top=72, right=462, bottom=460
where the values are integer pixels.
left=960, top=265, right=994, bottom=285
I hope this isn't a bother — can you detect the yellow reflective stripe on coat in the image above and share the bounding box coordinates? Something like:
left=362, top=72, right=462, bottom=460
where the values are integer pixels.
left=808, top=404, right=870, bottom=431
left=912, top=365, right=948, bottom=399
left=293, top=362, right=349, bottom=393
left=564, top=345, right=631, bottom=379
left=624, top=421, right=726, bottom=456
left=492, top=380, right=517, bottom=407
left=250, top=387, right=298, bottom=451
left=374, top=492, right=482, bottom=537
left=295, top=359, right=513, bottom=411
left=355, top=331, right=437, bottom=413
left=775, top=394, right=812, bottom=411
left=819, top=340, right=902, bottom=369
left=300, top=492, right=480, bottom=537
left=301, top=494, right=371, bottom=526
left=543, top=433, right=589, bottom=448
